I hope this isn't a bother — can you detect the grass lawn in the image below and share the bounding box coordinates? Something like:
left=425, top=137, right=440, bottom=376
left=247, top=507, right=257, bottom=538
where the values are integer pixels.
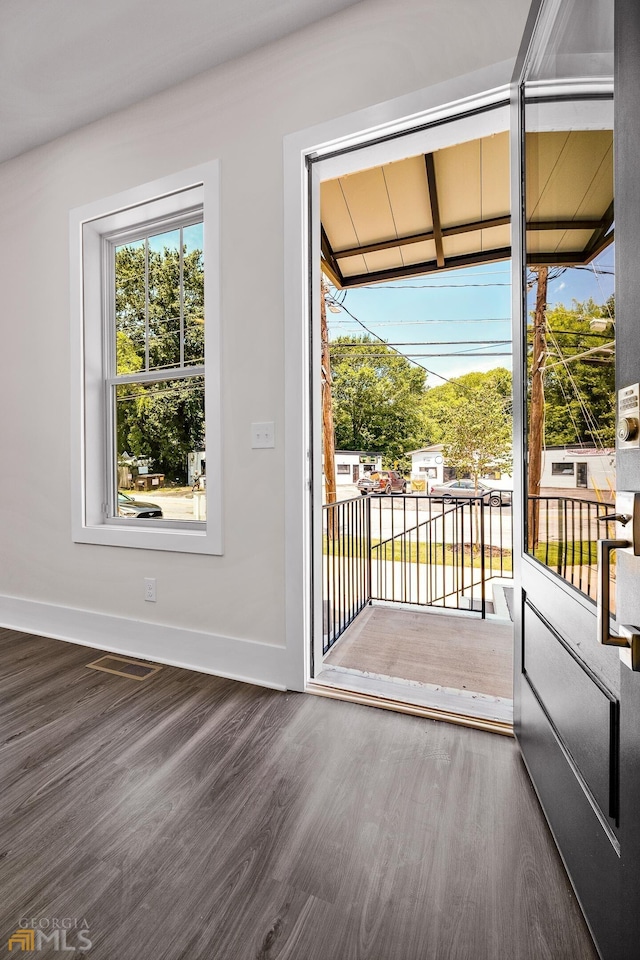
left=530, top=540, right=600, bottom=566
left=323, top=535, right=512, bottom=570
left=323, top=535, right=602, bottom=572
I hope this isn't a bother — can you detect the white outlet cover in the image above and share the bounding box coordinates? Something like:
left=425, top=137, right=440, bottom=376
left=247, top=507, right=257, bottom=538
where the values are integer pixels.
left=251, top=422, right=275, bottom=448
left=144, top=577, right=156, bottom=602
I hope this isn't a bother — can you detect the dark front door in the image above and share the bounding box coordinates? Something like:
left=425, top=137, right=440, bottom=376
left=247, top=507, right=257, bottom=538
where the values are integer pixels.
left=513, top=2, right=640, bottom=957
left=576, top=462, right=588, bottom=488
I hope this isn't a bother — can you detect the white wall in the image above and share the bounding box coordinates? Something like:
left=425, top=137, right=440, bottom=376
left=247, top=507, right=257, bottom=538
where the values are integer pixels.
left=540, top=450, right=616, bottom=492
left=0, top=0, right=530, bottom=687
left=411, top=451, right=445, bottom=484
left=333, top=452, right=382, bottom=484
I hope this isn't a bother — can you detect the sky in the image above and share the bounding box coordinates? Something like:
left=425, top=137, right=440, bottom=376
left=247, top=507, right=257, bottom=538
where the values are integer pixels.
left=327, top=246, right=615, bottom=388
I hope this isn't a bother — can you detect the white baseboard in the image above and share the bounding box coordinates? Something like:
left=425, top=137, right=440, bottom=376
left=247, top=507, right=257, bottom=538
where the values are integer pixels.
left=0, top=594, right=287, bottom=691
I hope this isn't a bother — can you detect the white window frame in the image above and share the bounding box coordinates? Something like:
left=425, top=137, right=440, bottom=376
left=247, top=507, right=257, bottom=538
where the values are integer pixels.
left=70, top=162, right=223, bottom=554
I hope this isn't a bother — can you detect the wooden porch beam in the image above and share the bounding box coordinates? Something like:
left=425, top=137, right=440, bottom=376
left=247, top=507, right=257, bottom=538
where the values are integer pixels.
left=424, top=153, right=445, bottom=268
left=332, top=215, right=511, bottom=261
left=339, top=247, right=512, bottom=288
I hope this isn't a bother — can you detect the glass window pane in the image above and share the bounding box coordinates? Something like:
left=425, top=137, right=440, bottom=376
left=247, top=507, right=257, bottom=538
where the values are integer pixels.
left=523, top=70, right=615, bottom=602
left=183, top=221, right=204, bottom=366
left=148, top=229, right=181, bottom=371
left=526, top=0, right=613, bottom=82
left=114, top=376, right=206, bottom=522
left=115, top=239, right=145, bottom=375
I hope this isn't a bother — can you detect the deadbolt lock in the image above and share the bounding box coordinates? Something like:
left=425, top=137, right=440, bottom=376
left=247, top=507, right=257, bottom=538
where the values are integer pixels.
left=617, top=384, right=640, bottom=448
left=617, top=417, right=639, bottom=443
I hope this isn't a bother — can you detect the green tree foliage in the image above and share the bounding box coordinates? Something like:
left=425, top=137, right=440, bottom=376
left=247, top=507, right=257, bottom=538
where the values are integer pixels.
left=114, top=240, right=205, bottom=483
left=330, top=336, right=426, bottom=470
left=539, top=296, right=615, bottom=446
left=421, top=369, right=513, bottom=486
left=422, top=369, right=512, bottom=442
left=116, top=377, right=205, bottom=483
left=115, top=242, right=204, bottom=371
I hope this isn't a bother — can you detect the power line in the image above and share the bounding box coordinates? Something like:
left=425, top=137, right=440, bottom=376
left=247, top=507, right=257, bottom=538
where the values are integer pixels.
left=542, top=341, right=614, bottom=370
left=327, top=316, right=511, bottom=325
left=329, top=340, right=512, bottom=347
left=330, top=351, right=512, bottom=358
left=543, top=328, right=613, bottom=339
left=325, top=296, right=479, bottom=390
left=544, top=323, right=611, bottom=450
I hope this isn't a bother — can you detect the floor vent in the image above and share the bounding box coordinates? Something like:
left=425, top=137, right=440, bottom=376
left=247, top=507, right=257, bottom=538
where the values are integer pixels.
left=86, top=655, right=162, bottom=681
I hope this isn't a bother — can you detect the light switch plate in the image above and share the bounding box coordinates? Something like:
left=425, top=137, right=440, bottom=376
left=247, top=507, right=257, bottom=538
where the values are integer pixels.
left=251, top=422, right=275, bottom=448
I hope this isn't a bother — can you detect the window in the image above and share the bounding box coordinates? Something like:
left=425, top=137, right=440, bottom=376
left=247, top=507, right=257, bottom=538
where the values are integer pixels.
left=70, top=163, right=222, bottom=554
left=552, top=462, right=575, bottom=476
left=419, top=466, right=438, bottom=478
left=336, top=464, right=351, bottom=474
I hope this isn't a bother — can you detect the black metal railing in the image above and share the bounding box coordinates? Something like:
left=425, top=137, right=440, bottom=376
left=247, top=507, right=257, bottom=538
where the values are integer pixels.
left=322, top=493, right=513, bottom=653
left=527, top=495, right=616, bottom=602
left=369, top=495, right=512, bottom=615
left=322, top=495, right=371, bottom=654
left=322, top=491, right=618, bottom=656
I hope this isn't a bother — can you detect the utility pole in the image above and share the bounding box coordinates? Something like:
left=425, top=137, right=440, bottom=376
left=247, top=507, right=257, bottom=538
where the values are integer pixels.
left=528, top=265, right=548, bottom=552
left=321, top=281, right=338, bottom=533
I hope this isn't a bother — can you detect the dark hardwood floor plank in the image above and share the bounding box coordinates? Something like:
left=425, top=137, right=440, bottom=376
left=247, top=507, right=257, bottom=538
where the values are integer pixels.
left=0, top=630, right=598, bottom=960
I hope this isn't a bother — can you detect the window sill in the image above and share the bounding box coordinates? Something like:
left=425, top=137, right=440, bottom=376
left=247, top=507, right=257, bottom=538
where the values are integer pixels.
left=73, top=520, right=222, bottom=555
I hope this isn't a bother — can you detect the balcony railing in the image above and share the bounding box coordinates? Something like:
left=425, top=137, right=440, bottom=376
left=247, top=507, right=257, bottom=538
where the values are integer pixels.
left=323, top=493, right=512, bottom=654
left=322, top=492, right=617, bottom=655
left=322, top=496, right=372, bottom=654
left=527, top=495, right=617, bottom=603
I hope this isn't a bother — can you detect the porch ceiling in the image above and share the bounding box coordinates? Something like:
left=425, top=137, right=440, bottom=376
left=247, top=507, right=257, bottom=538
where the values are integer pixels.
left=320, top=129, right=614, bottom=288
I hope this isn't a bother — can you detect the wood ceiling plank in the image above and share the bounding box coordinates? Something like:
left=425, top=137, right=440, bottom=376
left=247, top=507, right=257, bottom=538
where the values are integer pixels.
left=381, top=155, right=432, bottom=237
left=338, top=167, right=397, bottom=246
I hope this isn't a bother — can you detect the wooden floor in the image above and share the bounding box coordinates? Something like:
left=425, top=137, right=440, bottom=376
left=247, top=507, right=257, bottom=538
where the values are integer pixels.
left=0, top=629, right=597, bottom=960
left=325, top=606, right=514, bottom=699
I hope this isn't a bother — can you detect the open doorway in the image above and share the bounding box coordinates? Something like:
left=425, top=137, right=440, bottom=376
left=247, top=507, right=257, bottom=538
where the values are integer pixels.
left=310, top=107, right=516, bottom=731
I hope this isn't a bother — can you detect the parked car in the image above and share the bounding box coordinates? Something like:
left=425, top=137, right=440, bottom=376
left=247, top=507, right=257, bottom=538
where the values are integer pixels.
left=429, top=479, right=511, bottom=506
left=357, top=470, right=407, bottom=495
left=118, top=491, right=164, bottom=518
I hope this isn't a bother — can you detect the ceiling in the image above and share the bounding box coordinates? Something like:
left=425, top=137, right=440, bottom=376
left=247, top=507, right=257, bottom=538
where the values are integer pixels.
left=320, top=128, right=614, bottom=288
left=321, top=132, right=511, bottom=287
left=0, top=0, right=363, bottom=165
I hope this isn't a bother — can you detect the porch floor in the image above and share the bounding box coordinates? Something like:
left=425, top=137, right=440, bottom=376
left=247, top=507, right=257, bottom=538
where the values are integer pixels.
left=323, top=604, right=513, bottom=700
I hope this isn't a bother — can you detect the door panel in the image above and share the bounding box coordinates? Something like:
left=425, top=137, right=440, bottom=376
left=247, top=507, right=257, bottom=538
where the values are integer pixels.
left=523, top=599, right=619, bottom=827
left=514, top=1, right=640, bottom=957
left=518, top=677, right=621, bottom=947
left=523, top=555, right=621, bottom=693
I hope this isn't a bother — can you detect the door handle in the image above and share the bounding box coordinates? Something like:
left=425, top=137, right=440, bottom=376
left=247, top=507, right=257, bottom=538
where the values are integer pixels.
left=596, top=513, right=631, bottom=526
left=597, top=538, right=640, bottom=670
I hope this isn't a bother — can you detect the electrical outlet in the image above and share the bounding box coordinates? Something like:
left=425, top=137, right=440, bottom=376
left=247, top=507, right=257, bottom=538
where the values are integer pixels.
left=144, top=577, right=156, bottom=602
left=251, top=422, right=275, bottom=448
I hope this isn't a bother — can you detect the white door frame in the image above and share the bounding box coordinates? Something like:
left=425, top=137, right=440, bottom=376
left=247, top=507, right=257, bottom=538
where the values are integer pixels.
left=282, top=59, right=516, bottom=692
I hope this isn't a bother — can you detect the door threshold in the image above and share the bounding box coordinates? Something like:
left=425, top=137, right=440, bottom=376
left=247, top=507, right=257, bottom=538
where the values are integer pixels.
left=308, top=667, right=513, bottom=737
